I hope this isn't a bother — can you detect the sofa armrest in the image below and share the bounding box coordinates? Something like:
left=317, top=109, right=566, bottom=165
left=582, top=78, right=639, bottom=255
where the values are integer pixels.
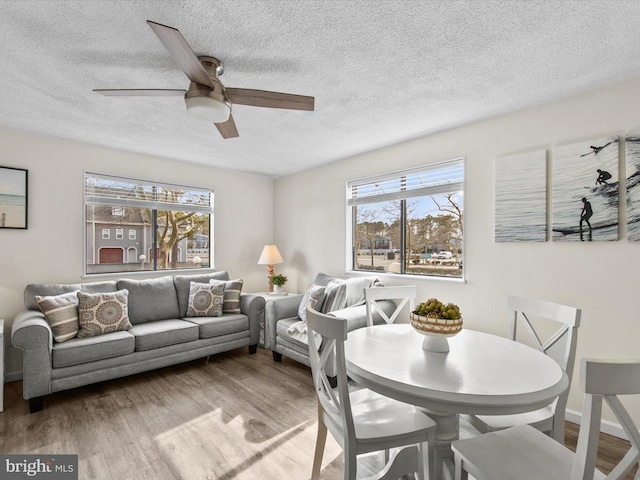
left=11, top=310, right=54, bottom=399
left=239, top=294, right=266, bottom=345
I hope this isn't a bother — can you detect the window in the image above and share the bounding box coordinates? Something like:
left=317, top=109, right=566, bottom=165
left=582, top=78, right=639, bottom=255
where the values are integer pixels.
left=347, top=158, right=464, bottom=279
left=85, top=173, right=213, bottom=275
left=102, top=228, right=110, bottom=239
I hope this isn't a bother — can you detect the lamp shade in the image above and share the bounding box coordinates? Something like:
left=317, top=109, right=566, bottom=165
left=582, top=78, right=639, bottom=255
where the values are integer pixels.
left=258, top=244, right=284, bottom=265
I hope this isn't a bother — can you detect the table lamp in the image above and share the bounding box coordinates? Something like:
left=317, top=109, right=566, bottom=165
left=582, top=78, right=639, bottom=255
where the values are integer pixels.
left=257, top=244, right=284, bottom=293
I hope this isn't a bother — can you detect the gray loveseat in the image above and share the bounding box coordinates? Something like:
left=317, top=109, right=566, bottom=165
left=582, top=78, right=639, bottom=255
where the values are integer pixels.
left=268, top=273, right=395, bottom=378
left=11, top=271, right=265, bottom=413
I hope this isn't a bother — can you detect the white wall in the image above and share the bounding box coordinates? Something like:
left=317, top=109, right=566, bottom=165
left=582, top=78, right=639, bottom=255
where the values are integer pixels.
left=274, top=75, right=640, bottom=425
left=0, top=128, right=275, bottom=375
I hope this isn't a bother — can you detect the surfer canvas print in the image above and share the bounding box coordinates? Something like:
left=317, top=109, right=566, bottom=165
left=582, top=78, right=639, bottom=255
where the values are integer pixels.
left=626, top=135, right=640, bottom=240
left=552, top=136, right=619, bottom=242
left=495, top=149, right=546, bottom=242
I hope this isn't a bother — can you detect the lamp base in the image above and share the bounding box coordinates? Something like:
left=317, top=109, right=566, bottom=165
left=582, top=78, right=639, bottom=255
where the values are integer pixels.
left=267, top=264, right=275, bottom=293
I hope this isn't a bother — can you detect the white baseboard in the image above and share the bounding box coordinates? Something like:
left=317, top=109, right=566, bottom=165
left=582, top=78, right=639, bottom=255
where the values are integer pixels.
left=566, top=408, right=627, bottom=440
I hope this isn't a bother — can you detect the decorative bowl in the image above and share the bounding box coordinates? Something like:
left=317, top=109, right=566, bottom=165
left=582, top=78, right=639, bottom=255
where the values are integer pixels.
left=410, top=312, right=463, bottom=352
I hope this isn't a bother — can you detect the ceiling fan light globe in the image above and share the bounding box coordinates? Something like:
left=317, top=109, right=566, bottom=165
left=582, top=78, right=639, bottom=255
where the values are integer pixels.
left=185, top=95, right=231, bottom=123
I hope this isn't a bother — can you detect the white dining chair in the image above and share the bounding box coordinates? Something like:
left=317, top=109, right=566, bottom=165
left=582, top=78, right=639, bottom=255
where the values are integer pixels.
left=466, top=295, right=581, bottom=443
left=452, top=358, right=640, bottom=480
left=306, top=306, right=437, bottom=480
left=364, top=285, right=416, bottom=327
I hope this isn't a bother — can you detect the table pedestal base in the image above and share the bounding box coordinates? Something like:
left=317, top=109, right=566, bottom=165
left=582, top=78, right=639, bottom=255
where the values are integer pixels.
left=420, top=410, right=459, bottom=480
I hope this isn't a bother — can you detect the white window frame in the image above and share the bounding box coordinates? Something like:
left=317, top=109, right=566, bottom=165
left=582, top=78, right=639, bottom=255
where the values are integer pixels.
left=115, top=227, right=124, bottom=239
left=84, top=172, right=214, bottom=276
left=346, top=158, right=465, bottom=280
left=129, top=229, right=136, bottom=240
left=102, top=228, right=110, bottom=240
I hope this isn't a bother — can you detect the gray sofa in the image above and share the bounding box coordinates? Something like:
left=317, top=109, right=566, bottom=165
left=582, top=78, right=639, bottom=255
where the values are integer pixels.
left=267, top=273, right=395, bottom=377
left=11, top=271, right=265, bottom=413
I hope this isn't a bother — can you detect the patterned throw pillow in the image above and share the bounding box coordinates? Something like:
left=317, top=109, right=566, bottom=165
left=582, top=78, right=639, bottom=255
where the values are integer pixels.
left=186, top=282, right=224, bottom=317
left=35, top=290, right=80, bottom=343
left=209, top=279, right=244, bottom=314
left=298, top=285, right=327, bottom=323
left=77, top=290, right=132, bottom=338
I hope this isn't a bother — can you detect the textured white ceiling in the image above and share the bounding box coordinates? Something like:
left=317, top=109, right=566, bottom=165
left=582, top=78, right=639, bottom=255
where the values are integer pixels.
left=2, top=0, right=640, bottom=177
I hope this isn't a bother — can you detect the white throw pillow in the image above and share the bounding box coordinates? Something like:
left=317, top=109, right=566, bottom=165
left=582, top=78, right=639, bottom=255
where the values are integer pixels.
left=298, top=285, right=326, bottom=323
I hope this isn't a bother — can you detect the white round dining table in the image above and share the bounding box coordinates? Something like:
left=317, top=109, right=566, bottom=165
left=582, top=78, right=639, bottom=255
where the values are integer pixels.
left=345, top=325, right=569, bottom=480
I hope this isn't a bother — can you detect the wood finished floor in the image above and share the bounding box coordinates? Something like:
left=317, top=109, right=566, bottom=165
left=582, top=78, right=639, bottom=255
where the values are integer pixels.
left=0, top=347, right=636, bottom=479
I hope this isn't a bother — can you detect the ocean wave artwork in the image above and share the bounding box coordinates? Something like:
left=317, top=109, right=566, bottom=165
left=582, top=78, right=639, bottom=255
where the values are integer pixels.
left=495, top=149, right=546, bottom=242
left=552, top=136, right=619, bottom=242
left=0, top=166, right=28, bottom=229
left=626, top=136, right=640, bottom=241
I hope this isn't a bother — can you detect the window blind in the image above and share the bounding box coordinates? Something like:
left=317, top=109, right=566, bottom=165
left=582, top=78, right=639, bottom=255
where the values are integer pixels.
left=84, top=173, right=213, bottom=214
left=347, top=158, right=464, bottom=206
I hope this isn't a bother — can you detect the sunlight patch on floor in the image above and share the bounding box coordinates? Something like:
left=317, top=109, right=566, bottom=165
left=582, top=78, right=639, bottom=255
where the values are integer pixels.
left=155, top=408, right=343, bottom=479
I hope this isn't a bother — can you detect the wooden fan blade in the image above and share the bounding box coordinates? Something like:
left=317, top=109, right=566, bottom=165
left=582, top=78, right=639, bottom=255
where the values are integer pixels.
left=215, top=114, right=239, bottom=139
left=94, top=89, right=186, bottom=96
left=226, top=88, right=314, bottom=111
left=146, top=20, right=213, bottom=89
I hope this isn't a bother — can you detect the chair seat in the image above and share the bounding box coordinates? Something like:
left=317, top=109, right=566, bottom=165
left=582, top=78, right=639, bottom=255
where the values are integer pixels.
left=468, top=405, right=554, bottom=433
left=451, top=424, right=606, bottom=480
left=339, top=388, right=436, bottom=447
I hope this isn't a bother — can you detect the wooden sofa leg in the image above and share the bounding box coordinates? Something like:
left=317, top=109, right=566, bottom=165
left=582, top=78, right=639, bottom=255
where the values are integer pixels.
left=29, top=396, right=44, bottom=413
left=248, top=344, right=258, bottom=354
left=272, top=351, right=283, bottom=362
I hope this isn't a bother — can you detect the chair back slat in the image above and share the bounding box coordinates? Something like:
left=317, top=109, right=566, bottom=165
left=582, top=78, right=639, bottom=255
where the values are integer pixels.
left=571, top=359, right=640, bottom=480
left=307, top=306, right=355, bottom=444
left=365, top=286, right=416, bottom=327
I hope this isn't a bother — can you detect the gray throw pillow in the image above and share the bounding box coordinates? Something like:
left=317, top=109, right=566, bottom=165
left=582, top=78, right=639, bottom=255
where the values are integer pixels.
left=77, top=289, right=132, bottom=337
left=298, top=285, right=326, bottom=323
left=35, top=290, right=80, bottom=343
left=186, top=282, right=224, bottom=317
left=322, top=278, right=347, bottom=313
left=209, top=279, right=244, bottom=314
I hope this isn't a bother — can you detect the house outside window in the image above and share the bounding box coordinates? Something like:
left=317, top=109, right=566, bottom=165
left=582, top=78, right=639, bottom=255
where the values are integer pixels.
left=102, top=229, right=110, bottom=240
left=85, top=173, right=213, bottom=275
left=347, top=158, right=464, bottom=279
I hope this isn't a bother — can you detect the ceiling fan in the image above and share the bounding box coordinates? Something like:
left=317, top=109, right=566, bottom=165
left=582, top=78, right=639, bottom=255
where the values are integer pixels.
left=94, top=20, right=315, bottom=139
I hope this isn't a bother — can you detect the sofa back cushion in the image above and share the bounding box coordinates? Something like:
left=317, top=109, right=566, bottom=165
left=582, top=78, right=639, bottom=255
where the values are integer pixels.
left=118, top=276, right=180, bottom=324
left=174, top=271, right=230, bottom=317
left=24, top=281, right=118, bottom=310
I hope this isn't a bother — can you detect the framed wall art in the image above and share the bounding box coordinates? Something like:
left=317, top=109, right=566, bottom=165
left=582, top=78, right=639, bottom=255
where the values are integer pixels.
left=495, top=149, right=547, bottom=242
left=0, top=165, right=28, bottom=229
left=552, top=136, right=619, bottom=242
left=626, top=135, right=640, bottom=240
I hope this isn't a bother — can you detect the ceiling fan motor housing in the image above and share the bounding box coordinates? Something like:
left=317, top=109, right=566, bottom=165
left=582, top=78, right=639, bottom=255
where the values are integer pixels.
left=184, top=57, right=231, bottom=122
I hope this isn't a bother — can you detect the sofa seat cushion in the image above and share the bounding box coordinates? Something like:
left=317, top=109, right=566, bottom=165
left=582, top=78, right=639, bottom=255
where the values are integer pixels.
left=52, top=331, right=135, bottom=368
left=184, top=313, right=249, bottom=339
left=129, top=319, right=199, bottom=351
left=276, top=317, right=308, bottom=349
